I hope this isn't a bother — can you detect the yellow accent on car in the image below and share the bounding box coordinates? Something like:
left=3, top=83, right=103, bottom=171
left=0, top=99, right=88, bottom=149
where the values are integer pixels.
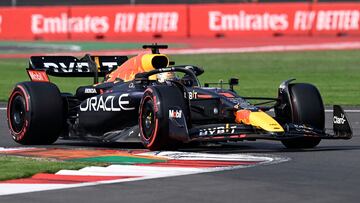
left=105, top=53, right=170, bottom=82
left=141, top=54, right=169, bottom=71
left=94, top=56, right=100, bottom=71
left=141, top=54, right=169, bottom=80
left=249, top=111, right=284, bottom=132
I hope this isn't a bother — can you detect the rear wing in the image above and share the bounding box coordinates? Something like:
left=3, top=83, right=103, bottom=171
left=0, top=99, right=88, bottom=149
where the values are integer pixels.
left=28, top=55, right=128, bottom=77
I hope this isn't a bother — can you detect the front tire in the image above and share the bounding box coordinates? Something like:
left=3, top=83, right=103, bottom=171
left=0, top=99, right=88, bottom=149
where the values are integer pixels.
left=7, top=82, right=64, bottom=145
left=139, top=85, right=188, bottom=150
left=278, top=83, right=324, bottom=149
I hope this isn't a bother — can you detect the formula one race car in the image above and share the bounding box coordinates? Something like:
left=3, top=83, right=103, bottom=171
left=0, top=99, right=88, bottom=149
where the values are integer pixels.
left=7, top=44, right=353, bottom=150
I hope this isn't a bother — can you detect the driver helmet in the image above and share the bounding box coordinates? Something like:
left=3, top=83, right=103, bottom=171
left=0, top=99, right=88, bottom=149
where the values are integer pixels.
left=156, top=72, right=176, bottom=83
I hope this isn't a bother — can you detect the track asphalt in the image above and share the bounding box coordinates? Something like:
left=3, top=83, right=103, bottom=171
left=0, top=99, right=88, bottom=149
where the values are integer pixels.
left=0, top=104, right=359, bottom=202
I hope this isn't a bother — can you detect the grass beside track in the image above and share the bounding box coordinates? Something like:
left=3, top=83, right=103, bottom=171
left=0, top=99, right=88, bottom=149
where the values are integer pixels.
left=0, top=50, right=359, bottom=105
left=0, top=156, right=101, bottom=181
left=173, top=50, right=360, bottom=105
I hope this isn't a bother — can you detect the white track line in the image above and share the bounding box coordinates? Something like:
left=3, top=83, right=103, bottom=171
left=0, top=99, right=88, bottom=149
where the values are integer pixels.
left=159, top=42, right=360, bottom=55
left=13, top=41, right=358, bottom=57
left=325, top=110, right=360, bottom=113
left=2, top=108, right=359, bottom=113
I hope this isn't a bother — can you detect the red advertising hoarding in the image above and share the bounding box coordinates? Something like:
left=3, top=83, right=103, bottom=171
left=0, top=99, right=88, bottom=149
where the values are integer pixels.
left=189, top=3, right=360, bottom=37
left=0, top=5, right=188, bottom=40
left=67, top=5, right=188, bottom=40
left=312, top=3, right=360, bottom=36
left=0, top=3, right=359, bottom=40
left=189, top=3, right=310, bottom=37
left=0, top=6, right=70, bottom=40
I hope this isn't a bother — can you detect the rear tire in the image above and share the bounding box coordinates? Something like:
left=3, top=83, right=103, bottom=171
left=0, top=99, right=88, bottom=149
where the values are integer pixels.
left=139, top=85, right=188, bottom=151
left=279, top=83, right=324, bottom=149
left=7, top=82, right=64, bottom=145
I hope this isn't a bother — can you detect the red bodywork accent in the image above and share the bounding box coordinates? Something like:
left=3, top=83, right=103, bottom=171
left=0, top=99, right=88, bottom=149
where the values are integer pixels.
left=239, top=134, right=247, bottom=138
left=27, top=70, right=49, bottom=82
left=105, top=53, right=145, bottom=82
left=235, top=110, right=251, bottom=124
left=219, top=92, right=235, bottom=98
left=197, top=94, right=212, bottom=99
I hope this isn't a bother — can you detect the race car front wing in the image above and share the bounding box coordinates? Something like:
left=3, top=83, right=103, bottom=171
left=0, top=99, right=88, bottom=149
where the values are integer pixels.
left=187, top=105, right=353, bottom=142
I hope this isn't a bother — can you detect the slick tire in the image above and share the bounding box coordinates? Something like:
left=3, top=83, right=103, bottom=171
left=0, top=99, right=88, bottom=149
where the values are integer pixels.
left=281, top=83, right=324, bottom=149
left=139, top=85, right=189, bottom=151
left=7, top=82, right=64, bottom=145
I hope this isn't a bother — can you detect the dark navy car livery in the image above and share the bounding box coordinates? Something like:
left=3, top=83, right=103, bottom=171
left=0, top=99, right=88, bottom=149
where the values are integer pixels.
left=7, top=45, right=353, bottom=150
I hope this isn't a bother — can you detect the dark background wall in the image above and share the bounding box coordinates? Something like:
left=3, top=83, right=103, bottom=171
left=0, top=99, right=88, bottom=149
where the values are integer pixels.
left=0, top=0, right=358, bottom=7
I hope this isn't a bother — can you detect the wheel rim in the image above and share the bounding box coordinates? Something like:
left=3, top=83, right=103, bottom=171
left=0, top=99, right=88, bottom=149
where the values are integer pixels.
left=10, top=94, right=26, bottom=133
left=141, top=98, right=156, bottom=140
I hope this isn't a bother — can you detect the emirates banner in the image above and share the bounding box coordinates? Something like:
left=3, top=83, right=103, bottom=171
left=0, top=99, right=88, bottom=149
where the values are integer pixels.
left=312, top=3, right=360, bottom=35
left=189, top=3, right=360, bottom=37
left=0, top=3, right=359, bottom=40
left=0, top=5, right=188, bottom=40
left=69, top=5, right=188, bottom=40
left=0, top=7, right=70, bottom=40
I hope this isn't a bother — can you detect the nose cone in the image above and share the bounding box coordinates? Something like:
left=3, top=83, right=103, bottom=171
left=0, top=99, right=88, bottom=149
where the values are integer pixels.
left=235, top=110, right=284, bottom=132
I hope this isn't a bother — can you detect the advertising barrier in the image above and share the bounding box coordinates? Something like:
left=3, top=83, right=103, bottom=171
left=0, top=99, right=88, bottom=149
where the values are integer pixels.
left=0, top=7, right=70, bottom=40
left=189, top=3, right=308, bottom=37
left=0, top=3, right=359, bottom=40
left=312, top=3, right=360, bottom=36
left=0, top=5, right=188, bottom=40
left=70, top=5, right=188, bottom=40
left=189, top=3, right=360, bottom=37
